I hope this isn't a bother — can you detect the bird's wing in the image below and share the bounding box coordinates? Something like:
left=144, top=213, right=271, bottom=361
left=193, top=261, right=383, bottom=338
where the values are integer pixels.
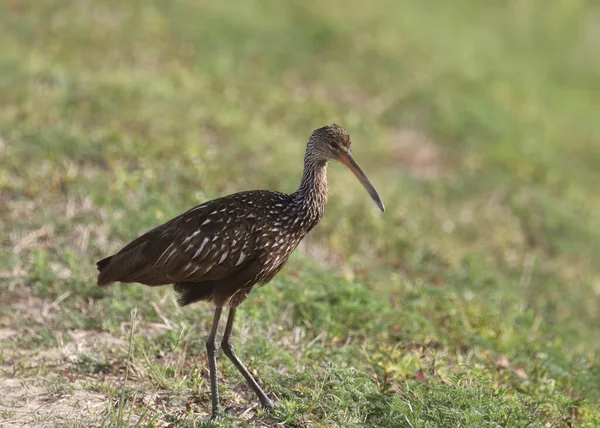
left=98, top=197, right=260, bottom=286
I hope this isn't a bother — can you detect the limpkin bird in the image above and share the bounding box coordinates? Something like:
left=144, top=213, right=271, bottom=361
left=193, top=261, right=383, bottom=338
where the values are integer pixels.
left=97, top=124, right=384, bottom=418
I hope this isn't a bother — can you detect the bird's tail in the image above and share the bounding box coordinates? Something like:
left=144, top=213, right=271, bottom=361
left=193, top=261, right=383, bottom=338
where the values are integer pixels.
left=96, top=247, right=156, bottom=287
left=96, top=255, right=115, bottom=287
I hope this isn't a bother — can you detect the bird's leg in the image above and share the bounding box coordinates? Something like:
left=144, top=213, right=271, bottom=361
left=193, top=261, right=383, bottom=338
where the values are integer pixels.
left=221, top=307, right=274, bottom=409
left=206, top=306, right=223, bottom=419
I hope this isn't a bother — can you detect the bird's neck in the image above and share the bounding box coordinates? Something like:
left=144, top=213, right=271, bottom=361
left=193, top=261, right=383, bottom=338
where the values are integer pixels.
left=293, top=154, right=328, bottom=222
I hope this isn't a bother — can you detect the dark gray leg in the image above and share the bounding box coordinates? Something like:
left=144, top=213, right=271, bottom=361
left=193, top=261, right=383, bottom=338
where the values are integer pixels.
left=221, top=307, right=274, bottom=409
left=206, top=306, right=223, bottom=419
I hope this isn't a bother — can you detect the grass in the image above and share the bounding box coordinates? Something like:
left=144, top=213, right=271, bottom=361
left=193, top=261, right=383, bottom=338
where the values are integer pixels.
left=1, top=0, right=599, bottom=426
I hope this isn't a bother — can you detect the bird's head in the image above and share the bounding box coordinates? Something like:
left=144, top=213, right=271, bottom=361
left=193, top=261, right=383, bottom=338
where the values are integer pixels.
left=308, top=124, right=385, bottom=212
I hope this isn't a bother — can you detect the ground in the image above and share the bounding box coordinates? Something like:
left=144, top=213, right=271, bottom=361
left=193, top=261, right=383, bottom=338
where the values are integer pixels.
left=1, top=0, right=600, bottom=426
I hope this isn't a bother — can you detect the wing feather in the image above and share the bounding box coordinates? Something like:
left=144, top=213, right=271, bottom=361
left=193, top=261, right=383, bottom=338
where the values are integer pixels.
left=97, top=197, right=258, bottom=286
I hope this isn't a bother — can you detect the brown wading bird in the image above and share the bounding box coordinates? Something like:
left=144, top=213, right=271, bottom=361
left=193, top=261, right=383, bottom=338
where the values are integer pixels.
left=96, top=124, right=384, bottom=418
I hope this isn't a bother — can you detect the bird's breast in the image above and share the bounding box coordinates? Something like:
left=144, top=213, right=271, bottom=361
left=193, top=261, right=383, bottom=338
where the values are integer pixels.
left=253, top=223, right=307, bottom=280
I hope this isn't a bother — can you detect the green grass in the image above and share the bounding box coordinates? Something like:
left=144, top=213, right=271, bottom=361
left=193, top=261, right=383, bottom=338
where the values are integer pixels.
left=1, top=0, right=599, bottom=426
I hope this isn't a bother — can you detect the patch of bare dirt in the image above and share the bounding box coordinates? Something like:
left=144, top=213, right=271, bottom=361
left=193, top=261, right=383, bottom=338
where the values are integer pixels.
left=0, top=328, right=128, bottom=427
left=0, top=328, right=17, bottom=341
left=61, top=330, right=127, bottom=359
left=393, top=128, right=446, bottom=180
left=0, top=377, right=106, bottom=427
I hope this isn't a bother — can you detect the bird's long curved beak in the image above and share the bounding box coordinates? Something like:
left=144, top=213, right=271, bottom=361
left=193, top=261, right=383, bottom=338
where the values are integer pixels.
left=338, top=151, right=385, bottom=212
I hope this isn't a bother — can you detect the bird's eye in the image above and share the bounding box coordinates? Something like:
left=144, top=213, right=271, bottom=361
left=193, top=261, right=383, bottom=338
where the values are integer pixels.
left=329, top=142, right=338, bottom=149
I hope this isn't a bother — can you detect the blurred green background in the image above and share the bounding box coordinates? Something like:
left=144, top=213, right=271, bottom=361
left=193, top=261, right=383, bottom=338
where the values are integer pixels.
left=1, top=0, right=599, bottom=426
